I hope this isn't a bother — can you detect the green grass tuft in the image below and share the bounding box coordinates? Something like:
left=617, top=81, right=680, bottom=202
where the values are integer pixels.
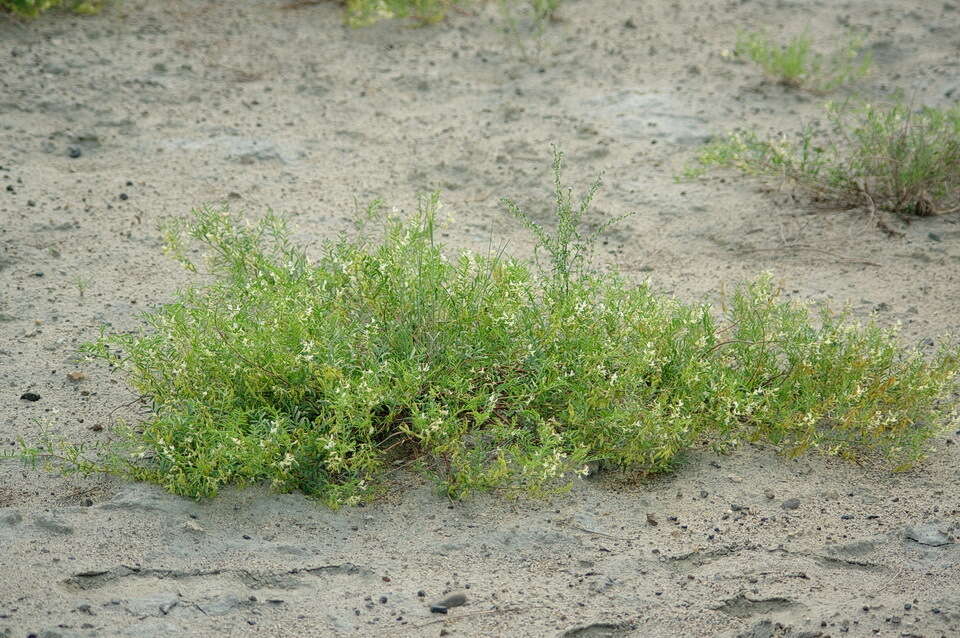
left=1, top=0, right=102, bottom=17
left=345, top=0, right=457, bottom=26
left=11, top=152, right=958, bottom=508
left=735, top=30, right=872, bottom=94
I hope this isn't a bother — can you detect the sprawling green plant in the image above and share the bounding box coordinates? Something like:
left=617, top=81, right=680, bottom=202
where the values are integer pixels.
left=345, top=0, right=563, bottom=28
left=735, top=30, right=871, bottom=93
left=345, top=0, right=456, bottom=26
left=1, top=0, right=101, bottom=17
left=686, top=98, right=960, bottom=220
left=13, top=153, right=958, bottom=507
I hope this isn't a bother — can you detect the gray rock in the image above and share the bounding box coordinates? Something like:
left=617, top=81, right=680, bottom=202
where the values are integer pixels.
left=781, top=498, right=801, bottom=511
left=905, top=523, right=953, bottom=547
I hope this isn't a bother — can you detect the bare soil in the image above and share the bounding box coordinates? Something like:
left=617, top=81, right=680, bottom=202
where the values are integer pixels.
left=1, top=1, right=959, bottom=636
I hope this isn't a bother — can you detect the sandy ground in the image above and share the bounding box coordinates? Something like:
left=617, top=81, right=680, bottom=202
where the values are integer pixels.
left=2, top=0, right=960, bottom=636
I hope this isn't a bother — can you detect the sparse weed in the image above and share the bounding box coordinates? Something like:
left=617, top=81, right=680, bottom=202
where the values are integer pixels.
left=735, top=30, right=872, bottom=93
left=498, top=0, right=563, bottom=61
left=345, top=0, right=455, bottom=27
left=1, top=0, right=103, bottom=17
left=685, top=97, right=960, bottom=223
left=72, top=276, right=91, bottom=298
left=9, top=152, right=958, bottom=508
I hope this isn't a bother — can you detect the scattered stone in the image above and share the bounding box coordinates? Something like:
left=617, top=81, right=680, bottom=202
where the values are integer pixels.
left=781, top=498, right=801, bottom=511
left=430, top=592, right=467, bottom=614
left=905, top=523, right=952, bottom=547
left=646, top=513, right=659, bottom=526
left=68, top=147, right=82, bottom=158
left=66, top=371, right=85, bottom=382
left=763, top=489, right=775, bottom=500
left=20, top=392, right=41, bottom=402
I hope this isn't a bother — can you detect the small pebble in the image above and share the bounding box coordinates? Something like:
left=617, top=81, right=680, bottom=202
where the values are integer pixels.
left=68, top=147, right=82, bottom=158
left=781, top=498, right=801, bottom=510
left=20, top=392, right=41, bottom=402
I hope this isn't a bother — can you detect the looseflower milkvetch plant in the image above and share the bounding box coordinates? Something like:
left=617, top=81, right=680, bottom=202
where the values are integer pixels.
left=13, top=152, right=959, bottom=508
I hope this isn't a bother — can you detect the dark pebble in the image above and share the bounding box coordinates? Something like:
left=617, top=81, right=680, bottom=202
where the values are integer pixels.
left=417, top=590, right=425, bottom=598
left=841, top=514, right=854, bottom=520
left=379, top=596, right=387, bottom=604
left=20, top=392, right=41, bottom=402
left=433, top=593, right=466, bottom=609
left=430, top=605, right=449, bottom=614
left=928, top=232, right=942, bottom=242
left=119, top=193, right=128, bottom=201
left=68, top=147, right=82, bottom=158
left=781, top=498, right=801, bottom=510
